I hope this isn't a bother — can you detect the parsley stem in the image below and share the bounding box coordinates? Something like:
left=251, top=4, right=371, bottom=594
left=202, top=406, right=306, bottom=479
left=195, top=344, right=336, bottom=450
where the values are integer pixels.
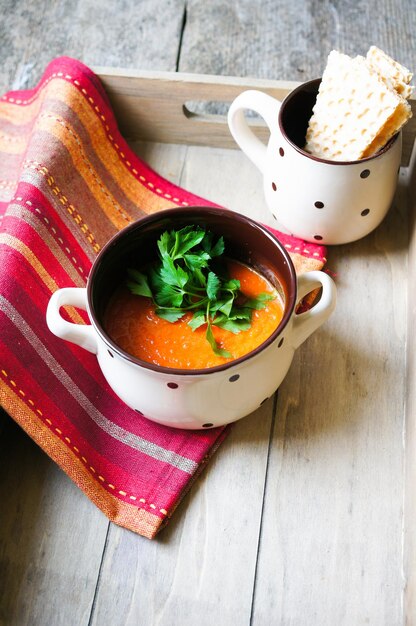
left=156, top=297, right=209, bottom=312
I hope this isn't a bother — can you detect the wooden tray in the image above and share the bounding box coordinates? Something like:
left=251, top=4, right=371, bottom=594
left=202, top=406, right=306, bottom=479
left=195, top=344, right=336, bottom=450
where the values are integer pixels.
left=96, top=67, right=416, bottom=168
left=96, top=68, right=416, bottom=623
left=98, top=68, right=416, bottom=622
left=5, top=67, right=416, bottom=625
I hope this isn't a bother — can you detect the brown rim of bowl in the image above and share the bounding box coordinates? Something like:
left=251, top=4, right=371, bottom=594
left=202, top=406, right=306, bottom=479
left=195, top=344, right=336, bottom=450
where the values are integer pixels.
left=86, top=206, right=298, bottom=376
left=278, top=77, right=400, bottom=165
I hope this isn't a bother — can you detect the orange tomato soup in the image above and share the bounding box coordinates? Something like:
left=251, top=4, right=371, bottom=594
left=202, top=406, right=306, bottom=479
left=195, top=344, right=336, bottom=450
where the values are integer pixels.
left=104, top=261, right=284, bottom=369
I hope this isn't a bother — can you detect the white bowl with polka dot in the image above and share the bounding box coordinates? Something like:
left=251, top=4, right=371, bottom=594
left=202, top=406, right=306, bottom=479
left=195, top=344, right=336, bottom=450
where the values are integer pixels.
left=228, top=80, right=402, bottom=245
left=46, top=207, right=336, bottom=429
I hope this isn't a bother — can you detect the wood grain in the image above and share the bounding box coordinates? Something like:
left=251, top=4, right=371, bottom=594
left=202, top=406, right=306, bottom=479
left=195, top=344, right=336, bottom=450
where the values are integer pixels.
left=90, top=407, right=275, bottom=626
left=0, top=0, right=186, bottom=94
left=96, top=68, right=297, bottom=146
left=252, top=198, right=408, bottom=623
left=179, top=0, right=416, bottom=82
left=0, top=418, right=109, bottom=626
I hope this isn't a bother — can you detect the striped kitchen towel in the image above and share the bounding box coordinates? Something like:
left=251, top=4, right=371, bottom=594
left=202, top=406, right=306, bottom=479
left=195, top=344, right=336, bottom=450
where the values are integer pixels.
left=0, top=57, right=327, bottom=538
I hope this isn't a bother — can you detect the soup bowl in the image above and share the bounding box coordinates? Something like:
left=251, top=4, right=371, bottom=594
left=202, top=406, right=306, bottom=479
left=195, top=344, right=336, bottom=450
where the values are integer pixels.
left=46, top=207, right=336, bottom=429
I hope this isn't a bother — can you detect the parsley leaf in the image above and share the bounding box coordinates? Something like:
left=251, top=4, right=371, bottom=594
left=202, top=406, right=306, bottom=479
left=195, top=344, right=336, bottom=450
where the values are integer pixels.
left=156, top=283, right=185, bottom=308
left=174, top=226, right=205, bottom=257
left=157, top=230, right=173, bottom=259
left=206, top=318, right=232, bottom=358
left=210, top=236, right=225, bottom=257
left=213, top=316, right=252, bottom=334
left=244, top=292, right=276, bottom=310
left=126, top=269, right=152, bottom=298
left=155, top=308, right=186, bottom=322
left=184, top=252, right=210, bottom=270
left=188, top=310, right=206, bottom=331
left=160, top=256, right=189, bottom=288
left=206, top=271, right=220, bottom=300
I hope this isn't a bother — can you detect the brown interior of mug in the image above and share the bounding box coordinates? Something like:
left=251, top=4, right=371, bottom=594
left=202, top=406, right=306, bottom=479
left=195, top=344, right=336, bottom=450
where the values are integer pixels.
left=87, top=206, right=297, bottom=374
left=279, top=78, right=321, bottom=150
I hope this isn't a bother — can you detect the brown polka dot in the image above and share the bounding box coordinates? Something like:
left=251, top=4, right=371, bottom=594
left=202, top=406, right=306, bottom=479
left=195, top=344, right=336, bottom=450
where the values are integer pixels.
left=203, top=423, right=214, bottom=428
left=108, top=350, right=114, bottom=358
left=167, top=382, right=178, bottom=389
left=229, top=374, right=240, bottom=382
left=314, top=235, right=323, bottom=240
left=278, top=337, right=284, bottom=348
left=272, top=182, right=277, bottom=191
left=361, top=208, right=370, bottom=216
left=360, top=169, right=370, bottom=178
left=314, top=201, right=324, bottom=209
left=279, top=147, right=284, bottom=157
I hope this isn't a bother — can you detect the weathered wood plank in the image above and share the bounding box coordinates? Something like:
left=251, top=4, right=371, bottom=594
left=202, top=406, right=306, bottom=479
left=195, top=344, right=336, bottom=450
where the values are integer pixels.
left=180, top=142, right=272, bottom=224
left=0, top=418, right=109, bottom=626
left=251, top=187, right=408, bottom=624
left=0, top=0, right=186, bottom=94
left=90, top=407, right=274, bottom=626
left=179, top=0, right=416, bottom=82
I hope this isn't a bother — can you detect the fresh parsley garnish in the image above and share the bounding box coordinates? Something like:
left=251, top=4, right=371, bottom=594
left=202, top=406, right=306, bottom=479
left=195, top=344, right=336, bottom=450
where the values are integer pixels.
left=127, top=225, right=276, bottom=357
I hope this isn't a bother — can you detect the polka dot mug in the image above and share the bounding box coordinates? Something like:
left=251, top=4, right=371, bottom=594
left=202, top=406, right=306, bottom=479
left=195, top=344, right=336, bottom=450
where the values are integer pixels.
left=227, top=79, right=402, bottom=245
left=46, top=207, right=336, bottom=429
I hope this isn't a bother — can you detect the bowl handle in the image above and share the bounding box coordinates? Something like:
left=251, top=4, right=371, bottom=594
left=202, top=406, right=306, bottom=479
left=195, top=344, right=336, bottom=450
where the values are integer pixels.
left=46, top=287, right=98, bottom=354
left=291, top=271, right=336, bottom=349
left=227, top=90, right=282, bottom=173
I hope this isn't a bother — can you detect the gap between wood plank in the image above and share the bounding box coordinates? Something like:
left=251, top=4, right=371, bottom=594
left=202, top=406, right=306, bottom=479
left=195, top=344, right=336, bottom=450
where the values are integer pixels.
left=87, top=522, right=111, bottom=626
left=175, top=2, right=188, bottom=72
left=177, top=143, right=190, bottom=186
left=249, top=392, right=279, bottom=626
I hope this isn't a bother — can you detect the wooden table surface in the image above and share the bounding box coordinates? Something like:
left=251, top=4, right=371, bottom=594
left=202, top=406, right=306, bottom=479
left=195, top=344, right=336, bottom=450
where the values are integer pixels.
left=1, top=2, right=416, bottom=625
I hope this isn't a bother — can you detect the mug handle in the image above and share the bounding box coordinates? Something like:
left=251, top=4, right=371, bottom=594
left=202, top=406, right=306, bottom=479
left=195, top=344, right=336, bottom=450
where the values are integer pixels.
left=227, top=90, right=282, bottom=173
left=291, top=271, right=336, bottom=349
left=46, top=287, right=98, bottom=354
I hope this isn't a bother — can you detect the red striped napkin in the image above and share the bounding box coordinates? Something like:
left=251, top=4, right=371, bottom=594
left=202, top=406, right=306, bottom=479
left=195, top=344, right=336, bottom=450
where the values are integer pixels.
left=0, top=57, right=327, bottom=538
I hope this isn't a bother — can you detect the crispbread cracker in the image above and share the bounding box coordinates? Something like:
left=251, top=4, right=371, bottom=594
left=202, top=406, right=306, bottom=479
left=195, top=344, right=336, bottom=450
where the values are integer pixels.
left=305, top=49, right=412, bottom=161
left=360, top=99, right=412, bottom=157
left=366, top=45, right=413, bottom=98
